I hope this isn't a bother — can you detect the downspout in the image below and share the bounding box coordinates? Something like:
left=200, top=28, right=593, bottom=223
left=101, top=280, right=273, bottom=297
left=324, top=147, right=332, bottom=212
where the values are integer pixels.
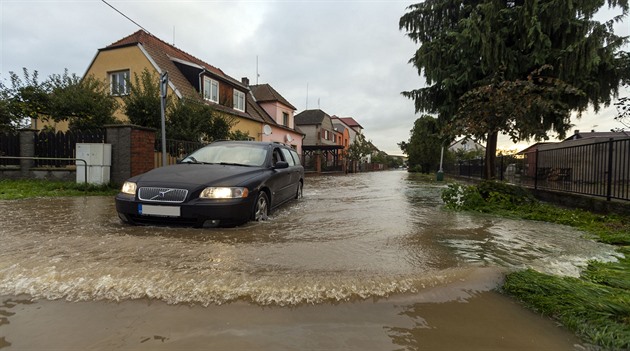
left=198, top=69, right=207, bottom=95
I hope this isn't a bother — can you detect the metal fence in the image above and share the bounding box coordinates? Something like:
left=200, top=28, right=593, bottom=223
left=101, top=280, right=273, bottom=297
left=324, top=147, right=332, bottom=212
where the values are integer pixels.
left=154, top=138, right=206, bottom=167
left=34, top=130, right=105, bottom=167
left=444, top=138, right=630, bottom=201
left=0, top=132, right=20, bottom=166
left=1, top=130, right=105, bottom=168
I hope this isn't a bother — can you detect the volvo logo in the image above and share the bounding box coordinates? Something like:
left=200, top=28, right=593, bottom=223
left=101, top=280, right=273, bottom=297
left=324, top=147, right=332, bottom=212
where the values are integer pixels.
left=151, top=189, right=174, bottom=200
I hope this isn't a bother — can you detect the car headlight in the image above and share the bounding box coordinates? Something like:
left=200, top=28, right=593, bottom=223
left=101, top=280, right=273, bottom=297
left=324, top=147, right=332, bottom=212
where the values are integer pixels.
left=121, top=181, right=137, bottom=195
left=200, top=187, right=249, bottom=199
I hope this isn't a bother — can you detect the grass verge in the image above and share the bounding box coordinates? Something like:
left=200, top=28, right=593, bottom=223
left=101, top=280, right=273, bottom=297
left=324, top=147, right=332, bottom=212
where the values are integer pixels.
left=0, top=179, right=119, bottom=200
left=442, top=181, right=630, bottom=350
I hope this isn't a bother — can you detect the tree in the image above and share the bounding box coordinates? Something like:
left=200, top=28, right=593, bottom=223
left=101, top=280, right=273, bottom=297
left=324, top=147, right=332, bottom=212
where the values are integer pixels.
left=228, top=129, right=252, bottom=141
left=347, top=133, right=372, bottom=162
left=0, top=69, right=49, bottom=132
left=399, top=115, right=444, bottom=173
left=166, top=97, right=237, bottom=142
left=616, top=94, right=630, bottom=130
left=400, top=0, right=629, bottom=178
left=123, top=68, right=163, bottom=130
left=47, top=70, right=118, bottom=130
left=0, top=68, right=117, bottom=132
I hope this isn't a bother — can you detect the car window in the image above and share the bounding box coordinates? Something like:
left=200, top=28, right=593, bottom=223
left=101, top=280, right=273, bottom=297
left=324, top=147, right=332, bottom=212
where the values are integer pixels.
left=280, top=148, right=295, bottom=166
left=184, top=144, right=267, bottom=166
left=290, top=150, right=301, bottom=166
left=272, top=148, right=285, bottom=166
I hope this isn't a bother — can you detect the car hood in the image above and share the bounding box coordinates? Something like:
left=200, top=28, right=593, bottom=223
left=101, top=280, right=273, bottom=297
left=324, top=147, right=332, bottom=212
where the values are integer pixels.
left=133, top=164, right=266, bottom=188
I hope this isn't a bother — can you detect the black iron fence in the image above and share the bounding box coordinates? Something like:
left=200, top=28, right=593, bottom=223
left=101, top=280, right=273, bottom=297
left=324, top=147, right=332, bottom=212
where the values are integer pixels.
left=154, top=138, right=206, bottom=167
left=444, top=138, right=630, bottom=201
left=0, top=132, right=20, bottom=166
left=1, top=130, right=105, bottom=168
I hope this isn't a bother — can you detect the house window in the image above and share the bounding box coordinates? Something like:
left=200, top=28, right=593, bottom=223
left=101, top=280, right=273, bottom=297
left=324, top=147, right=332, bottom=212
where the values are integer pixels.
left=282, top=112, right=289, bottom=126
left=110, top=70, right=129, bottom=96
left=233, top=90, right=245, bottom=112
left=324, top=130, right=329, bottom=140
left=203, top=77, right=219, bottom=103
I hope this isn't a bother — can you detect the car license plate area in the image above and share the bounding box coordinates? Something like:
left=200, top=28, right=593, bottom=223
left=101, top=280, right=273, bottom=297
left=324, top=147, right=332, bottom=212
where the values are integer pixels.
left=138, top=204, right=181, bottom=217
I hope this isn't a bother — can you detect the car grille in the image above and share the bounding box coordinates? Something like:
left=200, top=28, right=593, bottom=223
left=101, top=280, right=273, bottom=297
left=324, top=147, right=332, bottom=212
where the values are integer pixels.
left=138, top=187, right=188, bottom=203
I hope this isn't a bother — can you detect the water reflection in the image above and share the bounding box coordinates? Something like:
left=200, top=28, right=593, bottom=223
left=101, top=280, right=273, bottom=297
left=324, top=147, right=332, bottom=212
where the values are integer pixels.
left=386, top=291, right=583, bottom=351
left=0, top=171, right=619, bottom=306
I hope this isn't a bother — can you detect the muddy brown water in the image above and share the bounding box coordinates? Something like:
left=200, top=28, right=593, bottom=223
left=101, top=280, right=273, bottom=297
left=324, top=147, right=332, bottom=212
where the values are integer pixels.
left=0, top=171, right=619, bottom=350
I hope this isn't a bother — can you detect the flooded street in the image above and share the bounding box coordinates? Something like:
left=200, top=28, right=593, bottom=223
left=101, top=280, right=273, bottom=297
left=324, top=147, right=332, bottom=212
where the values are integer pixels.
left=0, top=170, right=620, bottom=350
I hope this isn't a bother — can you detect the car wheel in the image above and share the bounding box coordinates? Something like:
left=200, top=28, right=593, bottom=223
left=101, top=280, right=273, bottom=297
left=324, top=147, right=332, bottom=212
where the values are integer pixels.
left=295, top=181, right=303, bottom=199
left=252, top=191, right=269, bottom=221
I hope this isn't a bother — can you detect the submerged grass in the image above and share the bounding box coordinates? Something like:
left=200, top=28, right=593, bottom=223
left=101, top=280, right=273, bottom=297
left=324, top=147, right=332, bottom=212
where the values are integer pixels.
left=0, top=179, right=119, bottom=200
left=442, top=181, right=630, bottom=350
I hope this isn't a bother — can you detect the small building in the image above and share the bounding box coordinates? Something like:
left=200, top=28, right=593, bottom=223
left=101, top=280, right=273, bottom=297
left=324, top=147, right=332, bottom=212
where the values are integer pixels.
left=248, top=82, right=304, bottom=153
left=449, top=138, right=486, bottom=153
left=295, top=109, right=344, bottom=172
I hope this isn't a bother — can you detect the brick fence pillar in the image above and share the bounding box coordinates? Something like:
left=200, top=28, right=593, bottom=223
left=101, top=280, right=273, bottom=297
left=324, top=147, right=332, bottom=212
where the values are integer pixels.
left=18, top=128, right=37, bottom=176
left=105, top=124, right=156, bottom=184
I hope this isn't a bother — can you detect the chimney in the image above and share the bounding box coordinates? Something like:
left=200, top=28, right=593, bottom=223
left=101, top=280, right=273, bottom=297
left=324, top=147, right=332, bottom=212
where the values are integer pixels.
left=574, top=129, right=580, bottom=135
left=241, top=77, right=249, bottom=86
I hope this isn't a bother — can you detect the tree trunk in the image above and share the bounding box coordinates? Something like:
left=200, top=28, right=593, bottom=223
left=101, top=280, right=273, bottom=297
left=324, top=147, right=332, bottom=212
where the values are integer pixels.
left=485, top=131, right=498, bottom=179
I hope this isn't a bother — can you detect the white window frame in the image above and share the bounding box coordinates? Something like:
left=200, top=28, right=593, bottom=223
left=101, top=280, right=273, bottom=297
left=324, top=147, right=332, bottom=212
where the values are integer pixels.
left=324, top=130, right=329, bottom=140
left=233, top=89, right=245, bottom=112
left=109, top=70, right=129, bottom=96
left=203, top=76, right=219, bottom=103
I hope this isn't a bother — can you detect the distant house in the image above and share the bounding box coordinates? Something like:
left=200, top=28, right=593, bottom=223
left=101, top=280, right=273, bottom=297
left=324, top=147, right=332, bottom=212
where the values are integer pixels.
left=334, top=116, right=363, bottom=145
left=449, top=138, right=485, bottom=153
left=518, top=130, right=630, bottom=180
left=295, top=109, right=344, bottom=171
left=563, top=130, right=630, bottom=142
left=248, top=82, right=304, bottom=153
left=295, top=109, right=338, bottom=147
left=331, top=121, right=350, bottom=157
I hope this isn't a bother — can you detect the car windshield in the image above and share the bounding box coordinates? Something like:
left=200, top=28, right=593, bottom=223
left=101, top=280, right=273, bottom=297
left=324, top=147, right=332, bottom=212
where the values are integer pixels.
left=182, top=144, right=268, bottom=167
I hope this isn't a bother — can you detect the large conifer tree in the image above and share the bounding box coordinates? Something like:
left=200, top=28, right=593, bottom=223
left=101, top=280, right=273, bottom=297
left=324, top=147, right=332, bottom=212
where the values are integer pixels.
left=400, top=0, right=629, bottom=178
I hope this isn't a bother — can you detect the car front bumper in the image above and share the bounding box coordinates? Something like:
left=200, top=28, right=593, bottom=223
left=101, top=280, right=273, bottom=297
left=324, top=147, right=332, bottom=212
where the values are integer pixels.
left=115, top=193, right=256, bottom=227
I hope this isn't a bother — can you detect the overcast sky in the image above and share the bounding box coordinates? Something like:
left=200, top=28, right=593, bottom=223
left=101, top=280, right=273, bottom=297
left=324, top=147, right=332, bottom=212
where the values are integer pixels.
left=1, top=1, right=628, bottom=155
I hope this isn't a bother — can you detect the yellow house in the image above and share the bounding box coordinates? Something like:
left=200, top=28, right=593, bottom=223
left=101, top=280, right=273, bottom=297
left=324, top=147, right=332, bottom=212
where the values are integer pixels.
left=81, top=30, right=268, bottom=139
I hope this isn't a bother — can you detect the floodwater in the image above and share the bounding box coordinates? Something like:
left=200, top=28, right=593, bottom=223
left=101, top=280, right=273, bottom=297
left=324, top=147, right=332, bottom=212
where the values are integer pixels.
left=0, top=170, right=620, bottom=350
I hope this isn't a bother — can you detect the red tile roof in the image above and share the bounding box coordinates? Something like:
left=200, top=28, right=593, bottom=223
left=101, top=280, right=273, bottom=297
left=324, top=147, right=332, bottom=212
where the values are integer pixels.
left=103, top=30, right=246, bottom=99
left=101, top=30, right=262, bottom=122
left=250, top=84, right=297, bottom=110
left=106, top=30, right=224, bottom=76
left=337, top=117, right=363, bottom=129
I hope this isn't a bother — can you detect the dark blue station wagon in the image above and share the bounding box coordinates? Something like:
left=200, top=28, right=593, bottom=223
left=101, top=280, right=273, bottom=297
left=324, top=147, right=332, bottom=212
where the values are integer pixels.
left=115, top=141, right=304, bottom=227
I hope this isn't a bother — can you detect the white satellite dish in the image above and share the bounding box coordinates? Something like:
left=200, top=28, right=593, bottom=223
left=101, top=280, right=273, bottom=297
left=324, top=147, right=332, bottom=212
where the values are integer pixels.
left=262, top=124, right=272, bottom=136
left=286, top=134, right=293, bottom=142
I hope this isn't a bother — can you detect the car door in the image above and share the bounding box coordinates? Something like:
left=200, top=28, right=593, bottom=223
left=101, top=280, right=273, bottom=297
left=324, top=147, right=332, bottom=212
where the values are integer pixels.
left=267, top=147, right=293, bottom=206
left=280, top=147, right=301, bottom=195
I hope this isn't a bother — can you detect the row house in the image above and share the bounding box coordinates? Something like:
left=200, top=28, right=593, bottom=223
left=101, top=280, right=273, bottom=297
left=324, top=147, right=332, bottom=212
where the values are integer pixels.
left=294, top=109, right=345, bottom=171
left=37, top=30, right=303, bottom=154
left=249, top=83, right=303, bottom=153
left=295, top=110, right=376, bottom=172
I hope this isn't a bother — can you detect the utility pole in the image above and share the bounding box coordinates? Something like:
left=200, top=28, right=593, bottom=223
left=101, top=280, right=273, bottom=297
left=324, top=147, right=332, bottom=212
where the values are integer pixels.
left=160, top=71, right=168, bottom=167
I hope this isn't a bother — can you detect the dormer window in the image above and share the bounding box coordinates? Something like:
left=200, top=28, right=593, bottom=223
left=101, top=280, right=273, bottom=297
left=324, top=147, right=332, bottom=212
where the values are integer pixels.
left=110, top=70, right=129, bottom=96
left=282, top=112, right=289, bottom=127
left=203, top=77, right=219, bottom=103
left=233, top=90, right=245, bottom=112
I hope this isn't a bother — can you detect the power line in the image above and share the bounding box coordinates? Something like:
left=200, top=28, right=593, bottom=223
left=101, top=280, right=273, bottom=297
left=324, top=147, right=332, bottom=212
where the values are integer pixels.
left=101, top=0, right=151, bottom=35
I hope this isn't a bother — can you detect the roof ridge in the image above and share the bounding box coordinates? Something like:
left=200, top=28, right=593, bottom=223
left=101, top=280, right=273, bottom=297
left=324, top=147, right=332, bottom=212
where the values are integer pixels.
left=107, top=30, right=225, bottom=76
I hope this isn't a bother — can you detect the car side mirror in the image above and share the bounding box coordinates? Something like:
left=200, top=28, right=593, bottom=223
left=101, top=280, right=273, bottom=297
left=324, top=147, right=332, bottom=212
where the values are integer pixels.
left=274, top=161, right=289, bottom=169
